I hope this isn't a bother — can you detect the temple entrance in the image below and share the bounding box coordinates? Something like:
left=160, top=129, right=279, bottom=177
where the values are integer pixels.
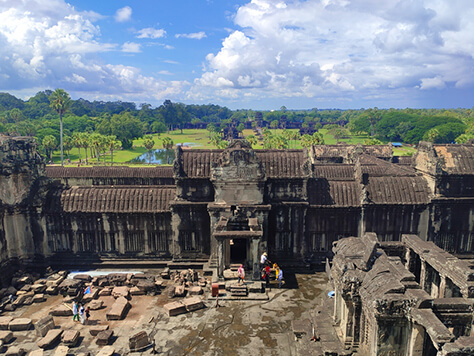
left=230, top=238, right=247, bottom=263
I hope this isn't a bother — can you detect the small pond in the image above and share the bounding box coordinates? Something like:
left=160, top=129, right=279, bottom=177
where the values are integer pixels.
left=129, top=148, right=175, bottom=164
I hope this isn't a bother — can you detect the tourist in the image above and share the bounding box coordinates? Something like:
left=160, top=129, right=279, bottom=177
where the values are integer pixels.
left=278, top=268, right=283, bottom=288
left=85, top=306, right=90, bottom=324
left=79, top=304, right=85, bottom=325
left=237, top=264, right=245, bottom=284
left=260, top=252, right=270, bottom=268
left=264, top=265, right=271, bottom=288
left=72, top=301, right=79, bottom=322
left=273, top=263, right=280, bottom=280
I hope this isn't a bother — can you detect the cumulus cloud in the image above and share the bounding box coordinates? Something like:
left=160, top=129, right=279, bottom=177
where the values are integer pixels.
left=122, top=42, right=141, bottom=53
left=175, top=31, right=207, bottom=40
left=192, top=0, right=474, bottom=104
left=115, top=6, right=132, bottom=23
left=0, top=1, right=188, bottom=102
left=136, top=27, right=166, bottom=39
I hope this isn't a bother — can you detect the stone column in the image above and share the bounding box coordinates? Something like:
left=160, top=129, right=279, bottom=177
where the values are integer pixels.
left=408, top=324, right=425, bottom=356
left=404, top=247, right=412, bottom=272
left=217, top=238, right=224, bottom=279
left=439, top=275, right=446, bottom=298
left=252, top=238, right=260, bottom=281
left=419, top=260, right=426, bottom=291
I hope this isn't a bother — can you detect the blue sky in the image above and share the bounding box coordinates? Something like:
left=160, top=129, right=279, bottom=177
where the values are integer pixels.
left=0, top=0, right=473, bottom=110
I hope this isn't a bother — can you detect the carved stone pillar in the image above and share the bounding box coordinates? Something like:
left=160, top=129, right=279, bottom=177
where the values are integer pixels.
left=439, top=274, right=446, bottom=298
left=252, top=238, right=260, bottom=280
left=419, top=260, right=426, bottom=291
left=217, top=238, right=224, bottom=278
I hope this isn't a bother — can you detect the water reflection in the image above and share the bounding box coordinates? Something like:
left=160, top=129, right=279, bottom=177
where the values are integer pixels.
left=129, top=149, right=176, bottom=164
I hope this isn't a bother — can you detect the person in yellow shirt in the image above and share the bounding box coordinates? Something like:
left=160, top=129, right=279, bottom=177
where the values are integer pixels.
left=273, top=263, right=280, bottom=281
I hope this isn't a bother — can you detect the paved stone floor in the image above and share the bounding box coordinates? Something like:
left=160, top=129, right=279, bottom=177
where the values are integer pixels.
left=2, top=270, right=332, bottom=355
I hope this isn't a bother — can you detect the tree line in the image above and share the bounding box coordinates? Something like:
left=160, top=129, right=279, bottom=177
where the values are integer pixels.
left=1, top=90, right=473, bottom=163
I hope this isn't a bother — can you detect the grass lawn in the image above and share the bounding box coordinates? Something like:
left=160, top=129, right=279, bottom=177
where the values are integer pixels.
left=49, top=128, right=413, bottom=166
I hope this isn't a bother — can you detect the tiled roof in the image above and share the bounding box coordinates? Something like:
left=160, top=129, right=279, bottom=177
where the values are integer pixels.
left=51, top=186, right=175, bottom=213
left=255, top=150, right=308, bottom=178
left=366, top=176, right=430, bottom=204
left=313, top=165, right=355, bottom=180
left=309, top=180, right=361, bottom=206
left=46, top=166, right=174, bottom=178
left=180, top=150, right=220, bottom=178
left=434, top=144, right=474, bottom=174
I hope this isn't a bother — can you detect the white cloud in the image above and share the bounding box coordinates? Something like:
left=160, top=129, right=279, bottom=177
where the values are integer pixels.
left=136, top=27, right=166, bottom=39
left=175, top=31, right=207, bottom=40
left=192, top=0, right=474, bottom=104
left=122, top=42, right=141, bottom=53
left=115, top=6, right=132, bottom=23
left=0, top=1, right=188, bottom=103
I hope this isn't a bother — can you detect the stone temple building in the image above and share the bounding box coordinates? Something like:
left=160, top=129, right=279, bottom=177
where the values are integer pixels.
left=0, top=136, right=473, bottom=286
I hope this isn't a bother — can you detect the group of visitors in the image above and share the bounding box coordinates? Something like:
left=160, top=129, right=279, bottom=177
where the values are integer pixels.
left=72, top=300, right=90, bottom=325
left=261, top=252, right=284, bottom=289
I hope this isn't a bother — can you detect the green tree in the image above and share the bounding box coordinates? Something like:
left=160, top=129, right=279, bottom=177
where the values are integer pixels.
left=42, top=135, right=57, bottom=162
left=90, top=133, right=105, bottom=163
left=270, top=120, right=279, bottom=129
left=110, top=112, right=142, bottom=149
left=105, top=135, right=121, bottom=166
left=143, top=135, right=155, bottom=150
left=329, top=126, right=349, bottom=144
left=162, top=136, right=174, bottom=150
left=246, top=134, right=258, bottom=147
left=49, top=89, right=71, bottom=166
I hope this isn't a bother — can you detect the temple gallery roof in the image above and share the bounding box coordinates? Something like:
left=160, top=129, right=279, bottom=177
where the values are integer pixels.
left=434, top=144, right=474, bottom=174
left=46, top=166, right=174, bottom=178
left=48, top=186, right=175, bottom=213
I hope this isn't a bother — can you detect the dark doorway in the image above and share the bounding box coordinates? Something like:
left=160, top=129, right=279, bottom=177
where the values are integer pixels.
left=230, top=238, right=247, bottom=263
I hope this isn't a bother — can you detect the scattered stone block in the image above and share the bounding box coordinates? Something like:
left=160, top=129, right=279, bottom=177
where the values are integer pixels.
left=88, top=300, right=104, bottom=310
left=9, top=318, right=32, bottom=331
left=154, top=280, right=163, bottom=288
left=188, top=286, right=203, bottom=295
left=108, top=273, right=127, bottom=286
left=163, top=301, right=187, bottom=317
left=58, top=279, right=81, bottom=292
left=161, top=267, right=170, bottom=279
left=106, top=297, right=130, bottom=320
left=32, top=294, right=46, bottom=303
left=0, top=317, right=13, bottom=330
left=96, top=330, right=113, bottom=346
left=174, top=285, right=186, bottom=297
left=0, top=330, right=13, bottom=343
left=53, top=346, right=68, bottom=356
left=129, top=331, right=149, bottom=351
left=111, top=286, right=129, bottom=299
left=98, top=287, right=112, bottom=297
left=20, top=285, right=31, bottom=293
left=13, top=292, right=34, bottom=307
left=31, top=284, right=46, bottom=294
left=82, top=288, right=99, bottom=303
left=62, top=330, right=79, bottom=347
left=35, top=316, right=55, bottom=337
left=96, top=346, right=115, bottom=356
left=183, top=296, right=204, bottom=312
left=28, top=350, right=44, bottom=356
left=45, top=286, right=58, bottom=295
left=130, top=286, right=145, bottom=296
left=3, top=304, right=15, bottom=311
left=37, top=329, right=62, bottom=349
left=89, top=325, right=109, bottom=336
left=49, top=304, right=72, bottom=317
left=5, top=346, right=26, bottom=356
left=72, top=274, right=91, bottom=282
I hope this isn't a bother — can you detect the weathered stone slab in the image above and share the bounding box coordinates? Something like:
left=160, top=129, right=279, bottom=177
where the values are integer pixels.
left=49, top=304, right=72, bottom=317
left=61, top=330, right=79, bottom=346
left=154, top=280, right=163, bottom=288
left=188, top=286, right=203, bottom=295
left=161, top=267, right=170, bottom=279
left=106, top=297, right=130, bottom=320
left=136, top=280, right=155, bottom=292
left=183, top=296, right=204, bottom=312
left=28, top=350, right=44, bottom=356
left=163, top=301, right=187, bottom=316
left=98, top=287, right=112, bottom=296
left=129, top=330, right=149, bottom=351
left=111, top=286, right=129, bottom=299
left=5, top=346, right=26, bottom=356
left=35, top=315, right=55, bottom=337
left=96, top=330, right=113, bottom=345
left=174, top=285, right=186, bottom=297
left=81, top=288, right=99, bottom=303
left=53, top=345, right=68, bottom=356
left=45, top=286, right=58, bottom=295
left=31, top=284, right=46, bottom=294
left=58, top=279, right=81, bottom=291
left=9, top=318, right=32, bottom=331
left=37, top=329, right=62, bottom=349
left=130, top=286, right=145, bottom=296
left=88, top=300, right=104, bottom=310
left=32, top=294, right=46, bottom=303
left=72, top=274, right=91, bottom=282
left=0, top=330, right=13, bottom=343
left=107, top=273, right=127, bottom=286
left=89, top=325, right=109, bottom=336
left=0, top=316, right=13, bottom=330
left=96, top=346, right=115, bottom=356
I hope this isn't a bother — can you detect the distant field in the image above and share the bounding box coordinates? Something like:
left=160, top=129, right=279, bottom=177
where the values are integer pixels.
left=49, top=128, right=413, bottom=166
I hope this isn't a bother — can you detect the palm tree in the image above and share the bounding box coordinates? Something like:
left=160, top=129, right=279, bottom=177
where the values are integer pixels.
left=90, top=133, right=104, bottom=164
left=105, top=135, right=121, bottom=166
left=42, top=135, right=57, bottom=162
left=49, top=89, right=71, bottom=166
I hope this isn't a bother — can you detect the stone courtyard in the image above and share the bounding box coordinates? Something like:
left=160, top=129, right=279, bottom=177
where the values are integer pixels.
left=0, top=269, right=332, bottom=355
